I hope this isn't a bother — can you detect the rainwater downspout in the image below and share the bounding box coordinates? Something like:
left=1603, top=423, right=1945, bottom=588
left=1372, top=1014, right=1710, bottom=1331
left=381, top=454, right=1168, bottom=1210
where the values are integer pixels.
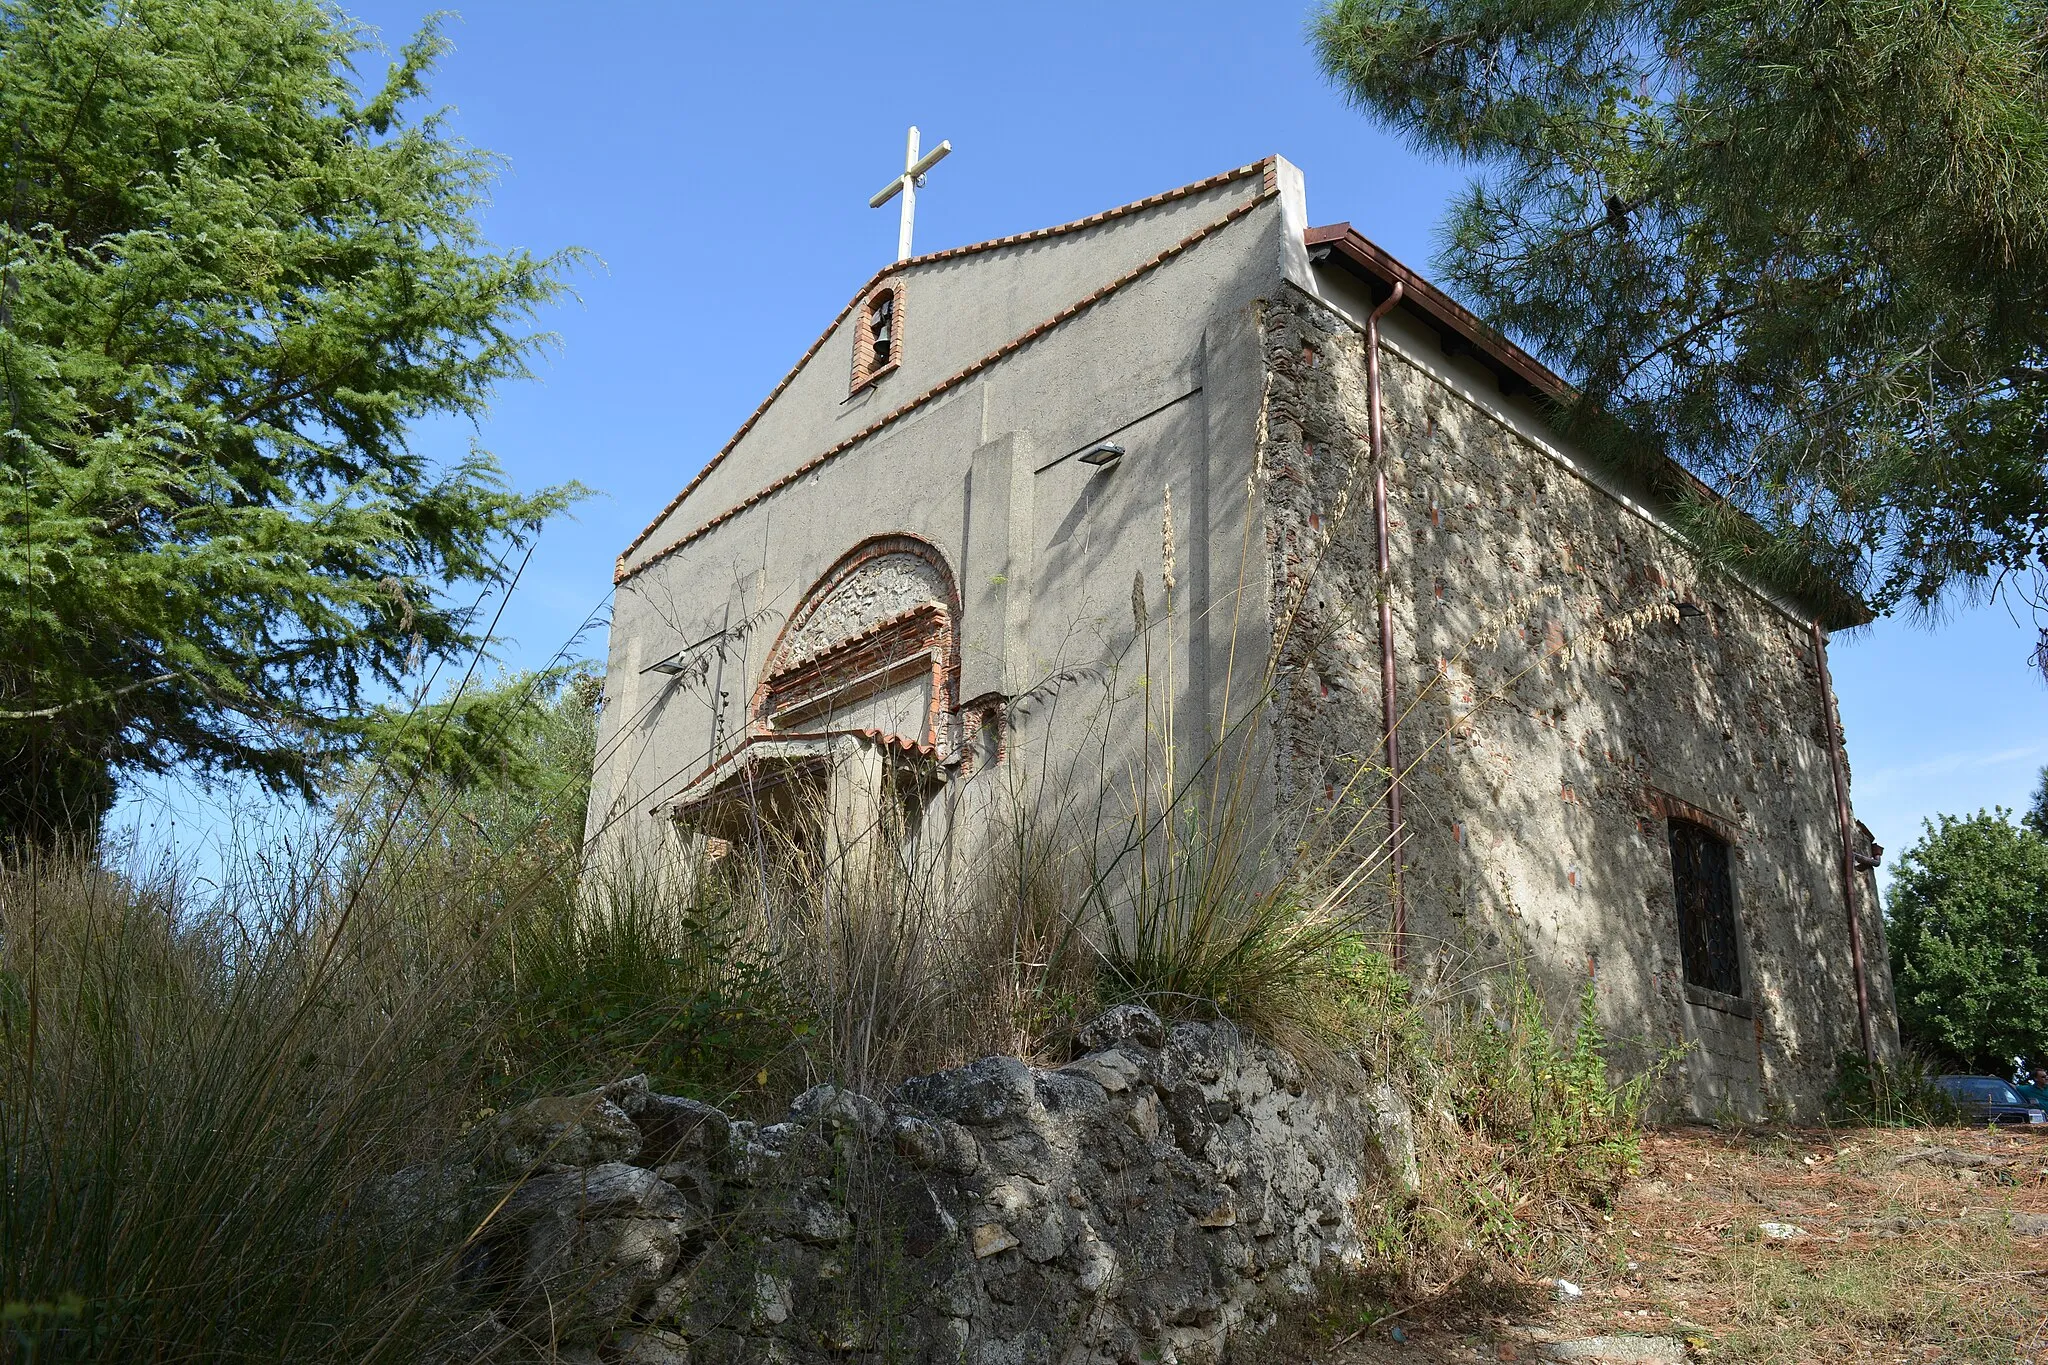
left=1368, top=281, right=1407, bottom=964
left=1810, top=619, right=1875, bottom=1067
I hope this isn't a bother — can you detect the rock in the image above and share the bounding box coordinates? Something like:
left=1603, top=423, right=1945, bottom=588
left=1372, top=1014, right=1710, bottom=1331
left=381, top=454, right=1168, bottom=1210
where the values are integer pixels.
left=1757, top=1221, right=1806, bottom=1241
left=633, top=1091, right=730, bottom=1166
left=899, top=1055, right=1036, bottom=1125
left=501, top=1162, right=690, bottom=1226
left=601, top=1074, right=651, bottom=1117
left=377, top=1159, right=476, bottom=1238
left=2008, top=1212, right=2048, bottom=1236
left=428, top=1021, right=1407, bottom=1365
left=1196, top=1192, right=1238, bottom=1228
left=1075, top=1003, right=1167, bottom=1054
left=1062, top=1048, right=1145, bottom=1093
left=970, top=1223, right=1019, bottom=1258
left=1552, top=1278, right=1585, bottom=1301
left=483, top=1163, right=696, bottom=1340
left=788, top=1083, right=885, bottom=1136
left=481, top=1091, right=643, bottom=1174
left=892, top=1114, right=948, bottom=1168
left=752, top=1273, right=791, bottom=1326
left=1538, top=1336, right=1687, bottom=1362
left=613, top=1326, right=690, bottom=1364
left=772, top=1185, right=853, bottom=1245
left=1365, top=1080, right=1420, bottom=1192
left=1075, top=1226, right=1118, bottom=1293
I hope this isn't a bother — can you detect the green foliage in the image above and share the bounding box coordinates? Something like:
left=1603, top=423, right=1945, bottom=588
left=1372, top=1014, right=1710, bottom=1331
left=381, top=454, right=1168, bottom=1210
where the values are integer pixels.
left=0, top=0, right=586, bottom=846
left=0, top=672, right=816, bottom=1361
left=478, top=877, right=805, bottom=1109
left=1311, top=0, right=2048, bottom=622
left=1886, top=809, right=2048, bottom=1071
left=2026, top=765, right=2048, bottom=836
left=1439, top=977, right=1653, bottom=1236
left=1826, top=1049, right=1961, bottom=1127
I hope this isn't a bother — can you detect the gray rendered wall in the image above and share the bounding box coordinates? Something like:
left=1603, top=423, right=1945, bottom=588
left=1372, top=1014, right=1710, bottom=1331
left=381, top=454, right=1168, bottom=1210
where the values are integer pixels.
left=1259, top=281, right=1897, bottom=1122
left=590, top=167, right=1315, bottom=872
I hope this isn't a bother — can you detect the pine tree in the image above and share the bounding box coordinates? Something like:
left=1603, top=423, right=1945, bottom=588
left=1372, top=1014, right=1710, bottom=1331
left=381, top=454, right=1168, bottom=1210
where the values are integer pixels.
left=0, top=1, right=584, bottom=845
left=1314, top=0, right=2048, bottom=633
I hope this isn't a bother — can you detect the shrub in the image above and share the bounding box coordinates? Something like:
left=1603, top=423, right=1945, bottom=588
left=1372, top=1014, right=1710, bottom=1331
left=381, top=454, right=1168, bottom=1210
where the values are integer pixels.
left=1420, top=974, right=1658, bottom=1267
left=1826, top=1049, right=1961, bottom=1127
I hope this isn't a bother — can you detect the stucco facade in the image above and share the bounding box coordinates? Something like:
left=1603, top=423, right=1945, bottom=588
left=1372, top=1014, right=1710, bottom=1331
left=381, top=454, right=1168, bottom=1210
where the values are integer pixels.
left=594, top=156, right=1893, bottom=1120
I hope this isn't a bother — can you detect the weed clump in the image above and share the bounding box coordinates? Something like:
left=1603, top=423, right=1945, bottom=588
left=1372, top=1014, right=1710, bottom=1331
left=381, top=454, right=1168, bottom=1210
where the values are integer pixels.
left=1826, top=1049, right=1961, bottom=1127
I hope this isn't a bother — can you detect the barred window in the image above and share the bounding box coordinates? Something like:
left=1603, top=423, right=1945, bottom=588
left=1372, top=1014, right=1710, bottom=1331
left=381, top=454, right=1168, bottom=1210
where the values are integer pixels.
left=1669, top=818, right=1742, bottom=997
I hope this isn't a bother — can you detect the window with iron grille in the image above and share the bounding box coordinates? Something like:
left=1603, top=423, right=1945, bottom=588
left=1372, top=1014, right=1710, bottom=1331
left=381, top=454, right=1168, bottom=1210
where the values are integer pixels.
left=1669, top=818, right=1742, bottom=997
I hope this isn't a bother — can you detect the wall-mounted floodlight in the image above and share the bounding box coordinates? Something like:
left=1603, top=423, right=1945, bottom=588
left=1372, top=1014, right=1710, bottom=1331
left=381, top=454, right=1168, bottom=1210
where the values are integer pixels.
left=641, top=620, right=732, bottom=678
left=1675, top=600, right=1707, bottom=621
left=1079, top=441, right=1125, bottom=469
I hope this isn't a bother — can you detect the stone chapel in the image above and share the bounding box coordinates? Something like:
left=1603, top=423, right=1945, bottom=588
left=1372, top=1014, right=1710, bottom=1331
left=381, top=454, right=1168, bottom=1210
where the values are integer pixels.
left=591, top=157, right=1898, bottom=1120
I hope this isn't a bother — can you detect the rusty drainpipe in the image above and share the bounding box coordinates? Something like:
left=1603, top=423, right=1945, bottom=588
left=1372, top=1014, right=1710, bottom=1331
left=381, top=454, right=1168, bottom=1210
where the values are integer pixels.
left=1369, top=281, right=1407, bottom=964
left=1810, top=619, right=1876, bottom=1067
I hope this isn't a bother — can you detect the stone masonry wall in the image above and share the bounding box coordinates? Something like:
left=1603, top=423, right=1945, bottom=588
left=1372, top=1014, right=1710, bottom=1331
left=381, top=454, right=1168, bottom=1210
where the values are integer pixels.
left=1256, top=286, right=1896, bottom=1121
left=435, top=1006, right=1416, bottom=1365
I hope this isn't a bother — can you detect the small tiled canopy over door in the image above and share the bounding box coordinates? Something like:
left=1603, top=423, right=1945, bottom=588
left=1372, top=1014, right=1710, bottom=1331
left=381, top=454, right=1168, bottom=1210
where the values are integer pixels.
left=1669, top=818, right=1742, bottom=998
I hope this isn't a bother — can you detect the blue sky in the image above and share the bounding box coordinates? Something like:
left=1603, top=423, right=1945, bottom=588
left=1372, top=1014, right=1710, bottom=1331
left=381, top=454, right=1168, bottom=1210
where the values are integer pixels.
left=118, top=1, right=2048, bottom=884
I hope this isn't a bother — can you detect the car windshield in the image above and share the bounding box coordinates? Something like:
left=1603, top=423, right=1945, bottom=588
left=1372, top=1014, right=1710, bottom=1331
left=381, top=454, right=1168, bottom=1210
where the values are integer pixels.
left=1943, top=1077, right=2023, bottom=1104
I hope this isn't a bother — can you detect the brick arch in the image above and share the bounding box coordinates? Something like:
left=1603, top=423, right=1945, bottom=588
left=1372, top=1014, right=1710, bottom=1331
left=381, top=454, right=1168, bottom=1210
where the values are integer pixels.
left=850, top=279, right=903, bottom=392
left=751, top=535, right=961, bottom=751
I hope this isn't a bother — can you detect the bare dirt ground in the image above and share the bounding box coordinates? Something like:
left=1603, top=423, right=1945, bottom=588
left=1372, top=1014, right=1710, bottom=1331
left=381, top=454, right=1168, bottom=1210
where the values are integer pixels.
left=1295, top=1125, right=2048, bottom=1364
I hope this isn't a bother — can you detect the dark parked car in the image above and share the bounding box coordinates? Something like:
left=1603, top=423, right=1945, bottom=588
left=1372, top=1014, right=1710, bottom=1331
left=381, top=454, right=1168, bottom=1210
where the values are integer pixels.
left=1934, top=1075, right=2048, bottom=1125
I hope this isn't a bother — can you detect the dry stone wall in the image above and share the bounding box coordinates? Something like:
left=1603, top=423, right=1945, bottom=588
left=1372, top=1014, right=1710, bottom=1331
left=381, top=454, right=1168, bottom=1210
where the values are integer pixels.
left=1255, top=286, right=1895, bottom=1121
left=436, top=1006, right=1414, bottom=1364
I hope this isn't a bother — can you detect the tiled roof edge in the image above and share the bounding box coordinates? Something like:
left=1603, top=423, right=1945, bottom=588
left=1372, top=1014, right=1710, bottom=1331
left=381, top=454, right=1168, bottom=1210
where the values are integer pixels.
left=616, top=158, right=1275, bottom=572
left=616, top=181, right=1279, bottom=586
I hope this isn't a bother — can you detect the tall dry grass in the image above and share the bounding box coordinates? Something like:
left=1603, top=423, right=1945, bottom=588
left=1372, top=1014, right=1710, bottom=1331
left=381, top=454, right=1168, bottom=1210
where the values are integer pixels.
left=0, top=847, right=478, bottom=1362
left=0, top=675, right=798, bottom=1362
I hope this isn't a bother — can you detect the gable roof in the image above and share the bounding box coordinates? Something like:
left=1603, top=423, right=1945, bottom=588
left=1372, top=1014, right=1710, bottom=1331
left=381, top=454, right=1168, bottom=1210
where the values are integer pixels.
left=614, top=159, right=1279, bottom=585
left=611, top=168, right=1868, bottom=629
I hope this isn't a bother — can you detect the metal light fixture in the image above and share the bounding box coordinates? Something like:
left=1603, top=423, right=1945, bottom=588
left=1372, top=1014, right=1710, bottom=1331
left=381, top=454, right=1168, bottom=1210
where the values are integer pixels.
left=1676, top=601, right=1707, bottom=620
left=642, top=618, right=732, bottom=678
left=1079, top=441, right=1125, bottom=469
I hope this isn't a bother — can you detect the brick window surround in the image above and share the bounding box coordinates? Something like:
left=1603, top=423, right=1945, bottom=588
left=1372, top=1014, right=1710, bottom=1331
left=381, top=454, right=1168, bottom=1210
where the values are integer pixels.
left=850, top=281, right=903, bottom=393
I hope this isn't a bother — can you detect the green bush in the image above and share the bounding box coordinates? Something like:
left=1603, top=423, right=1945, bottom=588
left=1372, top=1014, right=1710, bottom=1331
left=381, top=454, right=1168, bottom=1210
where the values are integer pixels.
left=1433, top=975, right=1656, bottom=1255
left=0, top=669, right=815, bottom=1361
left=0, top=854, right=475, bottom=1362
